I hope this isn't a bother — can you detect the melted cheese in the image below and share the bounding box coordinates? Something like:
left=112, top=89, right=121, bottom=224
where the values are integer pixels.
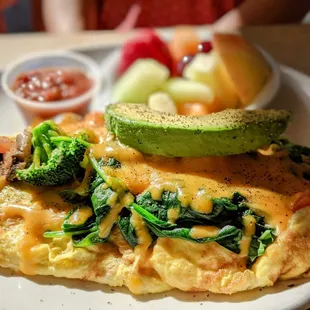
left=128, top=210, right=155, bottom=292
left=67, top=206, right=93, bottom=225
left=130, top=210, right=152, bottom=247
left=240, top=215, right=256, bottom=257
left=99, top=192, right=133, bottom=239
left=74, top=163, right=94, bottom=195
left=167, top=208, right=180, bottom=224
left=1, top=202, right=65, bottom=274
left=192, top=189, right=213, bottom=213
left=148, top=181, right=181, bottom=201
left=91, top=135, right=306, bottom=235
left=190, top=226, right=219, bottom=238
left=246, top=192, right=292, bottom=233
left=0, top=176, right=7, bottom=191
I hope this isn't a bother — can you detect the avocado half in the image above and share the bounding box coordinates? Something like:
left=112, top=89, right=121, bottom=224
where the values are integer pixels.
left=105, top=103, right=291, bottom=157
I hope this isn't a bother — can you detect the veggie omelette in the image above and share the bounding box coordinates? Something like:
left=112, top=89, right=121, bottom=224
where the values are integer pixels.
left=0, top=106, right=309, bottom=295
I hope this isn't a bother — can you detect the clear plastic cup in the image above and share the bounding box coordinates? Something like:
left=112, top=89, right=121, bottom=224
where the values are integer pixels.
left=1, top=50, right=101, bottom=123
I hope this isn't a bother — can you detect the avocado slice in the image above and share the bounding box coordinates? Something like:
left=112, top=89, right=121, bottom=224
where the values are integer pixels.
left=105, top=103, right=290, bottom=157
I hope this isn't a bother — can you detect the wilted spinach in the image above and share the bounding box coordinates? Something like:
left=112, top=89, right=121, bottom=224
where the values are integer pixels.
left=43, top=206, right=96, bottom=239
left=118, top=208, right=139, bottom=248
left=45, top=156, right=276, bottom=265
left=133, top=202, right=242, bottom=252
left=248, top=229, right=275, bottom=265
left=273, top=139, right=310, bottom=165
left=131, top=191, right=275, bottom=261
left=45, top=157, right=123, bottom=247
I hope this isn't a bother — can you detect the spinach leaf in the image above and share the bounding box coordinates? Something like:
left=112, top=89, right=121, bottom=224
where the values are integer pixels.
left=133, top=190, right=275, bottom=259
left=43, top=206, right=97, bottom=239
left=89, top=156, right=108, bottom=183
left=136, top=191, right=177, bottom=221
left=273, top=139, right=310, bottom=164
left=106, top=157, right=121, bottom=168
left=136, top=190, right=247, bottom=228
left=58, top=189, right=89, bottom=204
left=132, top=203, right=176, bottom=229
left=248, top=229, right=275, bottom=263
left=118, top=208, right=139, bottom=248
left=45, top=157, right=125, bottom=247
left=216, top=226, right=242, bottom=253
left=72, top=230, right=109, bottom=247
left=62, top=206, right=96, bottom=233
left=89, top=157, right=121, bottom=192
left=91, top=185, right=122, bottom=240
left=46, top=158, right=120, bottom=246
left=91, top=185, right=116, bottom=223
left=178, top=197, right=240, bottom=227
left=89, top=158, right=106, bottom=192
left=132, top=203, right=243, bottom=253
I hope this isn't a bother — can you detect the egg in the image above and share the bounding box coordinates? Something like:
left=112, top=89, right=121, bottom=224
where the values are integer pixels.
left=0, top=117, right=309, bottom=295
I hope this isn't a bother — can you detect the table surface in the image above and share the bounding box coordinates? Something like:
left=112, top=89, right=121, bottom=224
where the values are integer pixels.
left=0, top=24, right=309, bottom=75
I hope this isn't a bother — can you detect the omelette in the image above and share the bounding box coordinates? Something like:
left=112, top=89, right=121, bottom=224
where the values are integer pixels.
left=0, top=110, right=309, bottom=295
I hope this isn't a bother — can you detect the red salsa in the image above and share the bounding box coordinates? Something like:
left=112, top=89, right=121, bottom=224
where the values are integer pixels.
left=12, top=68, right=93, bottom=102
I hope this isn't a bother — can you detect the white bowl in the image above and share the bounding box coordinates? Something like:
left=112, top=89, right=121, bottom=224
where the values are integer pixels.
left=1, top=50, right=101, bottom=122
left=98, top=46, right=281, bottom=112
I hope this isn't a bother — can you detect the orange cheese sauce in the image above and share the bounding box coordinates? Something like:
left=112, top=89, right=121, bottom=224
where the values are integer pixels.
left=90, top=133, right=309, bottom=234
left=67, top=206, right=93, bottom=225
left=1, top=118, right=310, bottom=274
left=0, top=184, right=72, bottom=274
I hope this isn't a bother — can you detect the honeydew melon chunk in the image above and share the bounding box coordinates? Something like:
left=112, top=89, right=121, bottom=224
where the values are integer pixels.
left=113, top=59, right=170, bottom=103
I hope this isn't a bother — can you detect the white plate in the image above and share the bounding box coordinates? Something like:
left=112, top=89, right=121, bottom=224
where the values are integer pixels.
left=0, top=66, right=310, bottom=310
left=0, top=266, right=309, bottom=310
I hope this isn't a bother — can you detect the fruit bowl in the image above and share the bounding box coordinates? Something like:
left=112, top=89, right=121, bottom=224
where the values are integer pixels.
left=98, top=29, right=281, bottom=115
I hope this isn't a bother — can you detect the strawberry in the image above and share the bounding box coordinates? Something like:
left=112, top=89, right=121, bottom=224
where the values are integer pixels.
left=117, top=29, right=173, bottom=77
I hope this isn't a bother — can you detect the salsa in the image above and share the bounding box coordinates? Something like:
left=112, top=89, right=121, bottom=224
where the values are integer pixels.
left=12, top=68, right=93, bottom=102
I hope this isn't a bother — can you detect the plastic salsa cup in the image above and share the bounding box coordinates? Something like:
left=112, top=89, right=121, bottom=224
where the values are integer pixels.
left=1, top=50, right=101, bottom=123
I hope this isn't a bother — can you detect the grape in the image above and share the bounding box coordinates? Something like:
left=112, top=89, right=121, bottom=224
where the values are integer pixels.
left=198, top=41, right=212, bottom=53
left=177, top=55, right=194, bottom=76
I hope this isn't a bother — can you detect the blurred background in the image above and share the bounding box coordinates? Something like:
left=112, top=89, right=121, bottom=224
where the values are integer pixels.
left=1, top=0, right=310, bottom=133
left=1, top=0, right=310, bottom=34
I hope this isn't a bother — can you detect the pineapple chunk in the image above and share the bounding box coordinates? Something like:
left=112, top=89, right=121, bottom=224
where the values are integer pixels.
left=183, top=52, right=240, bottom=109
left=162, top=78, right=215, bottom=107
left=148, top=92, right=177, bottom=114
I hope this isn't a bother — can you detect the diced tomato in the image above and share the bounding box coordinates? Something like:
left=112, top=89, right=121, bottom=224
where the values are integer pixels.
left=85, top=111, right=105, bottom=126
left=0, top=137, right=14, bottom=154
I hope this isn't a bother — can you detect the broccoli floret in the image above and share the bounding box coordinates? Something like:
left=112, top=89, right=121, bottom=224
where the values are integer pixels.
left=16, top=121, right=89, bottom=186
